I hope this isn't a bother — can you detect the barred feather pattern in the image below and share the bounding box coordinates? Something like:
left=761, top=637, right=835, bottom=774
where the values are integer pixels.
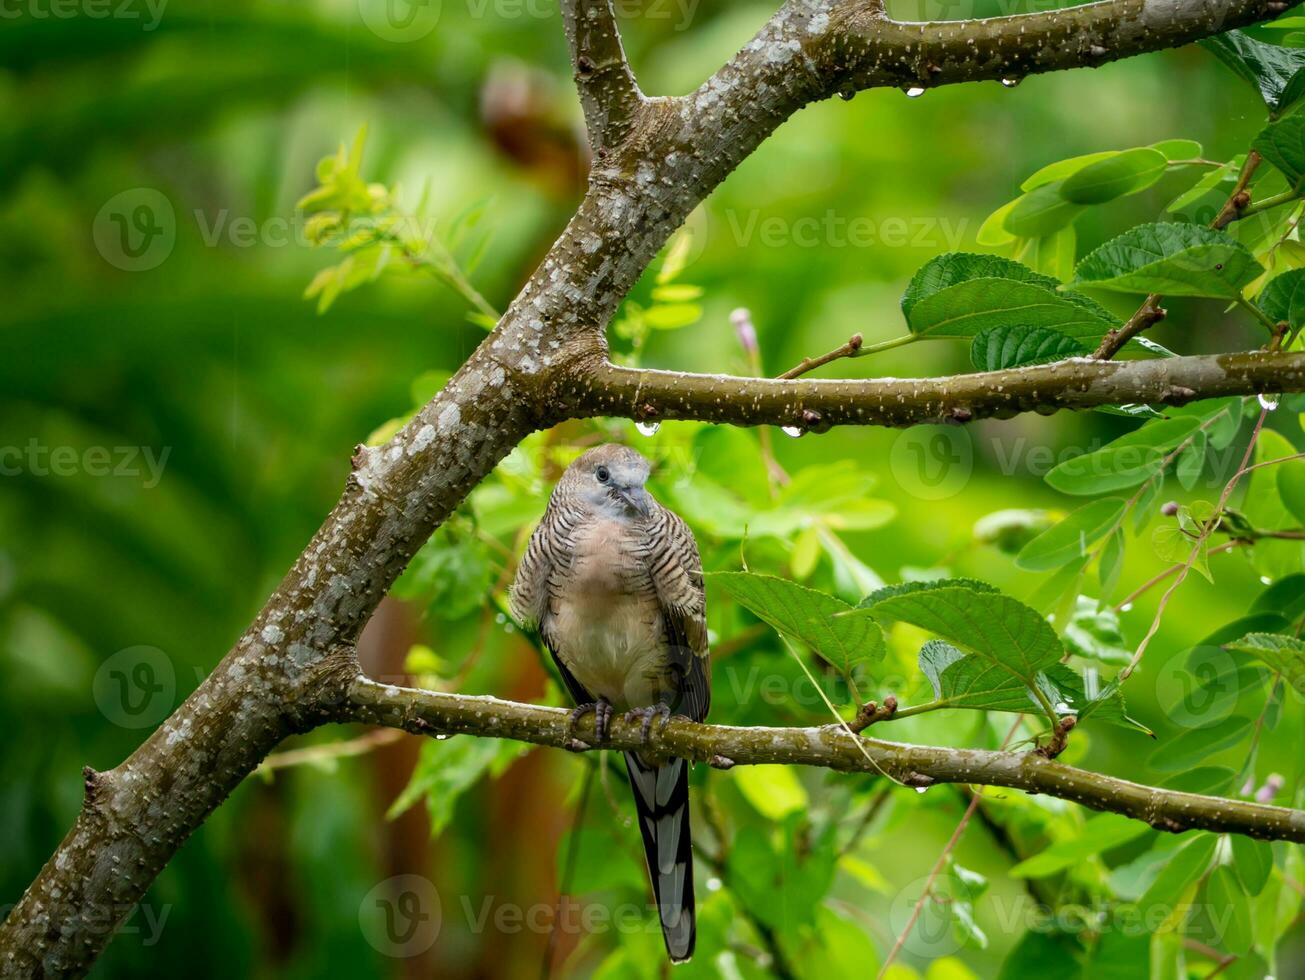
left=509, top=445, right=709, bottom=963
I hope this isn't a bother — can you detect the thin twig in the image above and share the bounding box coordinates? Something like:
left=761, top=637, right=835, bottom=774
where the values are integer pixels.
left=1122, top=406, right=1271, bottom=678
left=876, top=719, right=1022, bottom=979
left=258, top=728, right=406, bottom=772
left=777, top=333, right=864, bottom=380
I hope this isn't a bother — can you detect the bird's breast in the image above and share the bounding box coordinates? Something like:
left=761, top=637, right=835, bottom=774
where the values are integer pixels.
left=551, top=520, right=666, bottom=708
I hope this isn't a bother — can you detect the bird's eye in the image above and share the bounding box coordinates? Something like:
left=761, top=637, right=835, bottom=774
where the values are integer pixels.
left=595, top=466, right=610, bottom=484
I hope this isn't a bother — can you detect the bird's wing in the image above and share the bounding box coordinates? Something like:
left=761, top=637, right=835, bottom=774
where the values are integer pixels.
left=646, top=506, right=710, bottom=723
left=508, top=499, right=570, bottom=633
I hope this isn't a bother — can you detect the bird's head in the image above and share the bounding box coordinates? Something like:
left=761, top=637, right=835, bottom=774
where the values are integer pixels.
left=560, top=444, right=654, bottom=519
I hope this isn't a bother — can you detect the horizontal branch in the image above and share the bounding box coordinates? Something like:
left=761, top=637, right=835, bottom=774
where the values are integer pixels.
left=341, top=677, right=1305, bottom=843
left=830, top=0, right=1283, bottom=94
left=559, top=351, right=1305, bottom=429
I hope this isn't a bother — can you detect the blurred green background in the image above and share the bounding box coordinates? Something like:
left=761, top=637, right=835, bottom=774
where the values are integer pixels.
left=3, top=1, right=1304, bottom=978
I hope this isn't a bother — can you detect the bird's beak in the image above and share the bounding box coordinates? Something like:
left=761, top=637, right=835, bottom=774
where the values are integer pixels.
left=619, top=485, right=654, bottom=517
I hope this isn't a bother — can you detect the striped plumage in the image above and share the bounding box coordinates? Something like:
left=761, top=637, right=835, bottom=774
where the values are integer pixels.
left=509, top=444, right=710, bottom=963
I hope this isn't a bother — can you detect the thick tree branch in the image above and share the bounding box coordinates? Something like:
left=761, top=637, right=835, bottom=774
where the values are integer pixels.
left=338, top=675, right=1305, bottom=844
left=563, top=351, right=1305, bottom=431
left=562, top=0, right=642, bottom=152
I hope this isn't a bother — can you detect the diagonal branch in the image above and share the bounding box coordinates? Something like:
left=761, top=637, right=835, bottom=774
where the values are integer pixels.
left=564, top=351, right=1305, bottom=431
left=561, top=0, right=642, bottom=152
left=339, top=675, right=1305, bottom=843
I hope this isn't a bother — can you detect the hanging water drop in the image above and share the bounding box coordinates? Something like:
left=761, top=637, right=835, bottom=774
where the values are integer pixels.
left=837, top=87, right=856, bottom=101
left=781, top=425, right=803, bottom=438
left=636, top=420, right=660, bottom=437
left=1258, top=393, right=1280, bottom=411
left=1000, top=77, right=1021, bottom=88
left=1260, top=576, right=1273, bottom=585
left=903, top=86, right=926, bottom=98
left=1120, top=602, right=1133, bottom=613
left=914, top=785, right=929, bottom=794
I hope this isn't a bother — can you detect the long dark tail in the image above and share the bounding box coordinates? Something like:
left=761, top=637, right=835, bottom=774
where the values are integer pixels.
left=624, top=752, right=695, bottom=962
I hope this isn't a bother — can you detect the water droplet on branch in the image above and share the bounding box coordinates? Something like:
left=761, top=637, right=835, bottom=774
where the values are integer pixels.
left=903, top=86, right=926, bottom=98
left=780, top=426, right=804, bottom=438
left=636, top=420, right=660, bottom=436
left=1258, top=393, right=1280, bottom=412
left=1000, top=77, right=1022, bottom=88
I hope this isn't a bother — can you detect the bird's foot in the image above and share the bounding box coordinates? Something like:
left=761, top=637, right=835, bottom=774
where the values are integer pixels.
left=568, top=698, right=614, bottom=743
left=624, top=703, right=672, bottom=744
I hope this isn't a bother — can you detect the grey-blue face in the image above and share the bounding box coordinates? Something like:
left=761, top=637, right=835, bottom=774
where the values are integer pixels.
left=563, top=444, right=654, bottom=518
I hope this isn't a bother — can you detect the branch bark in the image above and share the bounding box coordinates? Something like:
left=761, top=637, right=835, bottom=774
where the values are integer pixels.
left=337, top=672, right=1305, bottom=844
left=565, top=351, right=1305, bottom=431
left=0, top=0, right=1292, bottom=973
left=561, top=0, right=642, bottom=152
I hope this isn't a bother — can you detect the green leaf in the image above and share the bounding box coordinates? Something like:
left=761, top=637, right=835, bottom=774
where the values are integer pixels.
left=1073, top=223, right=1262, bottom=298
left=901, top=252, right=1061, bottom=318
left=859, top=577, right=999, bottom=610
left=1009, top=813, right=1151, bottom=878
left=1168, top=159, right=1241, bottom=223
left=1253, top=114, right=1305, bottom=186
left=1251, top=573, right=1305, bottom=620
left=974, top=508, right=1057, bottom=555
left=1151, top=139, right=1203, bottom=161
left=1022, top=151, right=1118, bottom=191
left=1203, top=30, right=1305, bottom=117
left=977, top=198, right=1019, bottom=247
left=1060, top=147, right=1169, bottom=204
left=1205, top=865, right=1253, bottom=954
left=1017, top=224, right=1078, bottom=283
left=734, top=766, right=808, bottom=820
left=1044, top=417, right=1200, bottom=495
left=1226, top=633, right=1305, bottom=696
left=707, top=571, right=885, bottom=674
left=1149, top=716, right=1253, bottom=772
left=857, top=583, right=1063, bottom=695
left=1230, top=835, right=1274, bottom=896
left=907, top=280, right=1112, bottom=341
left=969, top=324, right=1086, bottom=371
left=392, top=525, right=494, bottom=621
left=1063, top=597, right=1130, bottom=665
left=387, top=736, right=507, bottom=832
left=1176, top=429, right=1208, bottom=491
left=1005, top=182, right=1084, bottom=237
left=1257, top=268, right=1305, bottom=331
left=1016, top=497, right=1126, bottom=571
left=997, top=931, right=1085, bottom=980
left=1137, top=833, right=1217, bottom=914
left=1278, top=450, right=1305, bottom=526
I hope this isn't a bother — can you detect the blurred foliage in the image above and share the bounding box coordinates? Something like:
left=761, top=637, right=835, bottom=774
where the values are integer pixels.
left=6, top=2, right=1305, bottom=979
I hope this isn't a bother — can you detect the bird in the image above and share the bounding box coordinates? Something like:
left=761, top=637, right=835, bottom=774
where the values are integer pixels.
left=509, top=443, right=710, bottom=964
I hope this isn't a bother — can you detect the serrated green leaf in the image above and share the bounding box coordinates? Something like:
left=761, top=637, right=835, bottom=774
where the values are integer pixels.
left=707, top=571, right=885, bottom=674
left=1226, top=633, right=1305, bottom=696
left=1074, top=223, right=1262, bottom=298
left=1016, top=497, right=1126, bottom=571
left=855, top=583, right=1063, bottom=683
left=1202, top=30, right=1305, bottom=117
left=1253, top=113, right=1305, bottom=186
left=902, top=252, right=1060, bottom=318
left=1257, top=268, right=1305, bottom=330
left=970, top=324, right=1086, bottom=371
left=1060, top=147, right=1169, bottom=204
